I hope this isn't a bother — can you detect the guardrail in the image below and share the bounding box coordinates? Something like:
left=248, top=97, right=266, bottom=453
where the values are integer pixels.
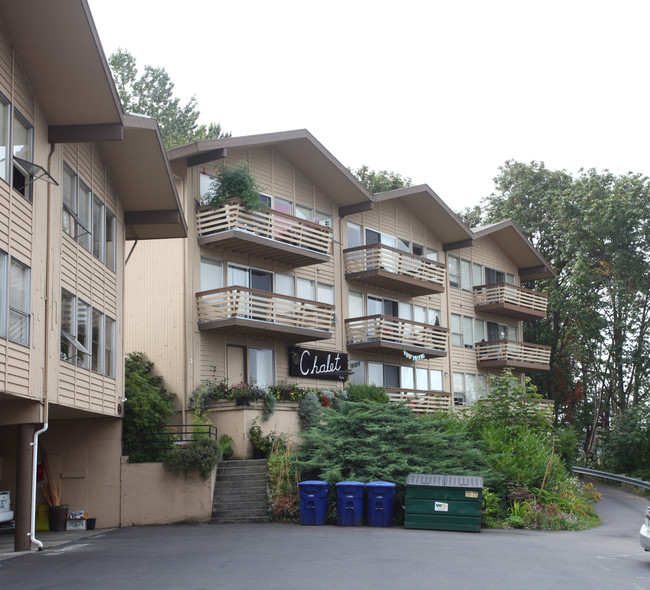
left=572, top=466, right=650, bottom=491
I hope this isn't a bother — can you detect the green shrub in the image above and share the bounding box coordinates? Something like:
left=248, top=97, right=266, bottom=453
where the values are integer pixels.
left=204, top=161, right=262, bottom=211
left=218, top=434, right=234, bottom=460
left=344, top=383, right=389, bottom=404
left=163, top=438, right=222, bottom=480
left=122, top=352, right=176, bottom=462
left=298, top=391, right=322, bottom=430
left=601, top=405, right=650, bottom=479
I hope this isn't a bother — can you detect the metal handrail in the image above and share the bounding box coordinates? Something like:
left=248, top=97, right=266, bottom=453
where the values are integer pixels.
left=572, top=466, right=650, bottom=491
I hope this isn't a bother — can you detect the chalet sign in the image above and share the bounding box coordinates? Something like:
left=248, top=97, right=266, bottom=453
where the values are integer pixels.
left=288, top=346, right=349, bottom=381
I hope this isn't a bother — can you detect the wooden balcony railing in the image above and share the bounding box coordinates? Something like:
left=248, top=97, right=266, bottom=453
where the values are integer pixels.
left=344, top=244, right=446, bottom=295
left=474, top=283, right=548, bottom=320
left=196, top=201, right=332, bottom=266
left=345, top=315, right=448, bottom=358
left=476, top=339, right=551, bottom=371
left=386, top=388, right=452, bottom=412
left=196, top=286, right=334, bottom=341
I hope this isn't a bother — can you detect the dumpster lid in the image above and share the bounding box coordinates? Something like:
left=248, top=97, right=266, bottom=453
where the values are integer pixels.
left=406, top=473, right=483, bottom=488
left=335, top=481, right=365, bottom=487
left=299, top=480, right=329, bottom=487
left=366, top=481, right=396, bottom=488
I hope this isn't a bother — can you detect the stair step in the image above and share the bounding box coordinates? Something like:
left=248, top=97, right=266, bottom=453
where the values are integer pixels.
left=211, top=516, right=269, bottom=524
left=212, top=508, right=269, bottom=519
left=212, top=459, right=270, bottom=522
left=214, top=491, right=267, bottom=502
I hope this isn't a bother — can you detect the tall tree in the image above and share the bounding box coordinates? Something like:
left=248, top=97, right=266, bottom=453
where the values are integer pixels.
left=108, top=48, right=229, bottom=149
left=352, top=165, right=412, bottom=193
left=482, top=162, right=650, bottom=457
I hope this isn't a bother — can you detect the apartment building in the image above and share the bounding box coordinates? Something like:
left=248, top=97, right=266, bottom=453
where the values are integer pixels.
left=0, top=0, right=185, bottom=550
left=125, top=130, right=553, bottom=438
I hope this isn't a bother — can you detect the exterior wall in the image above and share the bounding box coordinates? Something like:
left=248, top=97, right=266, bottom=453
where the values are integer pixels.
left=120, top=458, right=216, bottom=526
left=38, top=419, right=122, bottom=529
left=208, top=401, right=301, bottom=459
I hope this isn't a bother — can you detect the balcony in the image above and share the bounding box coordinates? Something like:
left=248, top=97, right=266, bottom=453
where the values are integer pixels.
left=386, top=389, right=453, bottom=413
left=344, top=244, right=446, bottom=296
left=474, top=283, right=548, bottom=321
left=476, top=340, right=551, bottom=371
left=196, top=287, right=334, bottom=342
left=345, top=315, right=448, bottom=358
left=196, top=201, right=332, bottom=267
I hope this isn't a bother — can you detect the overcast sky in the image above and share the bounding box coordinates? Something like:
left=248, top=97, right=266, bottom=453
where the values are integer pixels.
left=88, top=0, right=650, bottom=211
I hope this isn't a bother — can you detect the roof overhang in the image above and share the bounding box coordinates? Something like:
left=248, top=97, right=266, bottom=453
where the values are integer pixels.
left=0, top=0, right=122, bottom=127
left=373, top=185, right=474, bottom=247
left=168, top=129, right=375, bottom=210
left=472, top=220, right=555, bottom=280
left=98, top=115, right=187, bottom=239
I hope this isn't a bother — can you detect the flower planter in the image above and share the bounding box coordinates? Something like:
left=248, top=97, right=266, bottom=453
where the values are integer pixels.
left=49, top=505, right=68, bottom=532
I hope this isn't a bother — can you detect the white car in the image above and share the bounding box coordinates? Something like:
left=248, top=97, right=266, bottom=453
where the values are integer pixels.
left=640, top=506, right=650, bottom=551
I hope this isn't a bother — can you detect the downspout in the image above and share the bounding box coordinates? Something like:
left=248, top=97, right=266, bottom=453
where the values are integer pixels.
left=28, top=143, right=56, bottom=550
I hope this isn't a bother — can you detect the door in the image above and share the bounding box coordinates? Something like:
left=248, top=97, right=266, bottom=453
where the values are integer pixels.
left=227, top=345, right=246, bottom=384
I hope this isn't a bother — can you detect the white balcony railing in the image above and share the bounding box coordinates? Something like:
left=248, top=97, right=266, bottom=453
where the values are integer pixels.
left=474, top=283, right=548, bottom=315
left=345, top=315, right=448, bottom=353
left=196, top=201, right=332, bottom=256
left=344, top=244, right=446, bottom=288
left=197, top=287, right=335, bottom=333
left=386, top=388, right=452, bottom=412
left=476, top=339, right=551, bottom=369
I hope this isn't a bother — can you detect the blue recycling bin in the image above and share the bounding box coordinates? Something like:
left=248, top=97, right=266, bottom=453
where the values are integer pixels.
left=335, top=481, right=365, bottom=526
left=298, top=480, right=329, bottom=526
left=366, top=481, right=396, bottom=527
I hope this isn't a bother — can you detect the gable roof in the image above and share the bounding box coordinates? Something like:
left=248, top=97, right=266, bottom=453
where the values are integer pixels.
left=372, top=185, right=474, bottom=248
left=168, top=129, right=374, bottom=211
left=472, top=220, right=555, bottom=280
left=0, top=0, right=186, bottom=239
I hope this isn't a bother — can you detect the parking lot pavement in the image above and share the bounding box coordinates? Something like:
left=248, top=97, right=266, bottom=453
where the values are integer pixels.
left=0, top=528, right=111, bottom=561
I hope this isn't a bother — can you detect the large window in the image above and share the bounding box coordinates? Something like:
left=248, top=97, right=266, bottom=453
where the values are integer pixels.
left=453, top=372, right=487, bottom=406
left=451, top=314, right=490, bottom=348
left=365, top=362, right=443, bottom=393
left=200, top=257, right=223, bottom=292
left=60, top=290, right=115, bottom=377
left=8, top=257, right=30, bottom=345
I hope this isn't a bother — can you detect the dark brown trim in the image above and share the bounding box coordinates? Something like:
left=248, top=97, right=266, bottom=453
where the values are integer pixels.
left=519, top=265, right=550, bottom=278
left=124, top=210, right=182, bottom=226
left=474, top=302, right=547, bottom=320
left=339, top=201, right=373, bottom=217
left=477, top=359, right=550, bottom=372
left=443, top=239, right=474, bottom=252
left=48, top=123, right=123, bottom=143
left=187, top=148, right=228, bottom=167
left=345, top=269, right=445, bottom=296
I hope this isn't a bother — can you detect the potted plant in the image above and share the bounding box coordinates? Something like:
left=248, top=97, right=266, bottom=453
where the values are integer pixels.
left=204, top=161, right=263, bottom=212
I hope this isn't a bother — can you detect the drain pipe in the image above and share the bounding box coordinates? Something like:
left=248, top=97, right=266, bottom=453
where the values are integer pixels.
left=28, top=143, right=56, bottom=550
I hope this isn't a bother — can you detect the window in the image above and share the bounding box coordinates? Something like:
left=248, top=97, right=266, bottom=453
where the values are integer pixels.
left=0, top=95, right=8, bottom=183
left=347, top=222, right=362, bottom=248
left=317, top=283, right=334, bottom=305
left=273, top=197, right=292, bottom=215
left=475, top=319, right=485, bottom=342
left=348, top=291, right=363, bottom=317
left=448, top=255, right=460, bottom=288
left=463, top=316, right=474, bottom=348
left=275, top=273, right=295, bottom=297
left=454, top=372, right=481, bottom=405
left=249, top=348, right=273, bottom=388
left=473, top=263, right=483, bottom=287
left=199, top=172, right=217, bottom=202
left=60, top=290, right=91, bottom=368
left=349, top=359, right=365, bottom=385
left=297, top=277, right=315, bottom=300
left=485, top=267, right=505, bottom=284
left=61, top=293, right=115, bottom=377
left=105, top=211, right=116, bottom=272
left=63, top=165, right=92, bottom=250
left=0, top=250, right=6, bottom=337
left=92, top=196, right=105, bottom=262
left=487, top=321, right=515, bottom=341
left=92, top=308, right=104, bottom=374
left=507, top=273, right=517, bottom=285
left=459, top=259, right=468, bottom=288
left=12, top=109, right=33, bottom=200
left=451, top=314, right=462, bottom=347
left=227, top=264, right=249, bottom=287
left=200, top=257, right=223, bottom=292
left=430, top=369, right=443, bottom=391
left=8, top=257, right=30, bottom=345
left=104, top=317, right=115, bottom=379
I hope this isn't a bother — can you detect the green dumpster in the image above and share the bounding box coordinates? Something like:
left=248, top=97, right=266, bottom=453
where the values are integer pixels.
left=404, top=474, right=483, bottom=533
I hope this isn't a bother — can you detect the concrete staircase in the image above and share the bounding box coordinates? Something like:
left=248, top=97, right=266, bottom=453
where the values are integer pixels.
left=211, top=459, right=269, bottom=523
